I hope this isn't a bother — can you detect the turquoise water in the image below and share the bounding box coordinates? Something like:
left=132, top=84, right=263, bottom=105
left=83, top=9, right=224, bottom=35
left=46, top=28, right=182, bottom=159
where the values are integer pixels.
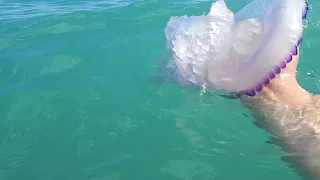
left=1, top=0, right=320, bottom=179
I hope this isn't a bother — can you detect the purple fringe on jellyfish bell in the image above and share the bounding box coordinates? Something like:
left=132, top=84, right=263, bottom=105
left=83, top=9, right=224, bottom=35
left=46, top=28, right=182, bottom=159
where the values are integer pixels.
left=242, top=1, right=309, bottom=97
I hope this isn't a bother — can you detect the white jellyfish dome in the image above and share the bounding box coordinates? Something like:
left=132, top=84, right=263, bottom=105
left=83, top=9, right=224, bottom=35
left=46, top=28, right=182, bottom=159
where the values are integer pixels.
left=164, top=0, right=309, bottom=96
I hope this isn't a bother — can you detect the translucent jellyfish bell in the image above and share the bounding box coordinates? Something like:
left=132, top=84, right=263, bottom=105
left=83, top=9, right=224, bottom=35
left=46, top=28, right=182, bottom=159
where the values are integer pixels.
left=164, top=0, right=309, bottom=96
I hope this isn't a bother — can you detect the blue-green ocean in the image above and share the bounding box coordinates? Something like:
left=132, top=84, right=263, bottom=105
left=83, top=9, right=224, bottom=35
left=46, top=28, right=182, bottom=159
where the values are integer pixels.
left=1, top=0, right=320, bottom=179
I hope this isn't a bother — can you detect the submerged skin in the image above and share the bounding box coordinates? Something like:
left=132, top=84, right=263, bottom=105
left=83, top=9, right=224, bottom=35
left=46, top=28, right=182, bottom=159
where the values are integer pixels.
left=240, top=49, right=320, bottom=179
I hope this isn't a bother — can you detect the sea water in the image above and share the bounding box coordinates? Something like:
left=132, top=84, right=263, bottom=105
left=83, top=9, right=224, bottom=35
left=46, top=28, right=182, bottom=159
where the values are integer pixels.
left=0, top=0, right=320, bottom=179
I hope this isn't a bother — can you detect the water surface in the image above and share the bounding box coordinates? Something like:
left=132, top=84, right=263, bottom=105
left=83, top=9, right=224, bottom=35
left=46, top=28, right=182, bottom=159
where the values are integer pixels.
left=1, top=0, right=320, bottom=179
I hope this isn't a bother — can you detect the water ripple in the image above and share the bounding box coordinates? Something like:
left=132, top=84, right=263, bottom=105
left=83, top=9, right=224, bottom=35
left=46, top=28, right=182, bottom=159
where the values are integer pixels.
left=0, top=0, right=138, bottom=21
